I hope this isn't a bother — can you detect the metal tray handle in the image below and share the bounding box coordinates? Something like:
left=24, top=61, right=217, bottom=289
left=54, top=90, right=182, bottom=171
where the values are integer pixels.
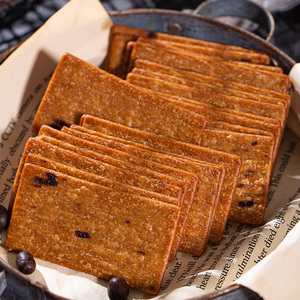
left=194, top=0, right=275, bottom=41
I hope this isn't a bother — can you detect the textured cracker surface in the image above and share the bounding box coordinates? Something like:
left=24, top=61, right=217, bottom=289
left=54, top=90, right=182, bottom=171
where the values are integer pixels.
left=25, top=153, right=178, bottom=206
left=38, top=127, right=186, bottom=201
left=126, top=73, right=287, bottom=126
left=10, top=138, right=182, bottom=213
left=31, top=53, right=207, bottom=144
left=133, top=60, right=291, bottom=101
left=6, top=164, right=179, bottom=295
left=199, top=129, right=275, bottom=225
left=39, top=125, right=195, bottom=259
left=67, top=125, right=222, bottom=256
left=80, top=116, right=241, bottom=244
left=137, top=37, right=271, bottom=65
left=130, top=68, right=289, bottom=110
left=128, top=42, right=291, bottom=93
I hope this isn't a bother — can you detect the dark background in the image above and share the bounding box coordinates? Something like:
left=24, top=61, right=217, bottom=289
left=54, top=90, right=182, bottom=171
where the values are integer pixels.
left=0, top=0, right=300, bottom=62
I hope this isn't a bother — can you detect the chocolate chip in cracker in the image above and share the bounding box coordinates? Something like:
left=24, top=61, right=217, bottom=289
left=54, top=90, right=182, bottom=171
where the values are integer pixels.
left=75, top=230, right=91, bottom=239
left=34, top=172, right=58, bottom=187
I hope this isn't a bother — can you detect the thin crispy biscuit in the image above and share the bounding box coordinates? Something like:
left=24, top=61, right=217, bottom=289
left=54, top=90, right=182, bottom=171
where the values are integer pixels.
left=10, top=138, right=181, bottom=213
left=106, top=25, right=269, bottom=77
left=6, top=163, right=180, bottom=295
left=25, top=153, right=183, bottom=260
left=123, top=40, right=278, bottom=80
left=159, top=93, right=281, bottom=165
left=137, top=37, right=271, bottom=65
left=126, top=72, right=287, bottom=127
left=199, top=129, right=275, bottom=225
left=233, top=61, right=283, bottom=73
left=25, top=153, right=179, bottom=206
left=36, top=134, right=186, bottom=259
left=116, top=78, right=280, bottom=164
left=137, top=90, right=281, bottom=164
left=155, top=88, right=282, bottom=127
left=105, top=32, right=139, bottom=78
left=205, top=122, right=273, bottom=137
left=80, top=116, right=242, bottom=245
left=40, top=126, right=195, bottom=259
left=133, top=60, right=291, bottom=102
left=37, top=136, right=184, bottom=200
left=130, top=68, right=290, bottom=111
left=128, top=42, right=291, bottom=93
left=209, top=105, right=281, bottom=125
left=79, top=116, right=275, bottom=225
left=31, top=53, right=207, bottom=145
left=38, top=126, right=187, bottom=203
left=110, top=25, right=263, bottom=53
left=64, top=125, right=224, bottom=256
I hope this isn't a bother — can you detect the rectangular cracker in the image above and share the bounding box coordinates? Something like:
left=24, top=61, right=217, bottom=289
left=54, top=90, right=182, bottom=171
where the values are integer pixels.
left=133, top=59, right=291, bottom=102
left=38, top=126, right=187, bottom=203
left=31, top=53, right=207, bottom=145
left=123, top=40, right=277, bottom=80
left=133, top=88, right=281, bottom=164
left=80, top=116, right=242, bottom=245
left=110, top=25, right=264, bottom=53
left=25, top=153, right=186, bottom=261
left=136, top=37, right=271, bottom=65
left=199, top=129, right=275, bottom=225
left=79, top=115, right=275, bottom=225
left=64, top=125, right=224, bottom=256
left=130, top=68, right=290, bottom=111
left=38, top=136, right=184, bottom=201
left=25, top=153, right=179, bottom=206
left=105, top=25, right=272, bottom=77
left=105, top=32, right=139, bottom=78
left=39, top=125, right=196, bottom=259
left=126, top=72, right=287, bottom=127
left=6, top=163, right=180, bottom=295
left=128, top=41, right=291, bottom=93
left=10, top=138, right=181, bottom=212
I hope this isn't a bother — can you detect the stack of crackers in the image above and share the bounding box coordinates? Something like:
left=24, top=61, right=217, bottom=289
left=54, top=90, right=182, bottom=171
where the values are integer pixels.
left=5, top=25, right=292, bottom=295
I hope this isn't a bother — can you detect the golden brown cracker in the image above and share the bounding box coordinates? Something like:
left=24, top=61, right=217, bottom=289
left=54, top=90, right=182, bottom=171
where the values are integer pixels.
left=130, top=68, right=289, bottom=111
left=38, top=126, right=187, bottom=203
left=105, top=32, right=138, bottom=77
left=10, top=138, right=181, bottom=212
left=126, top=72, right=287, bottom=127
left=64, top=125, right=224, bottom=256
left=40, top=125, right=197, bottom=259
left=80, top=116, right=242, bottom=245
left=25, top=153, right=179, bottom=206
left=128, top=41, right=291, bottom=93
left=6, top=163, right=180, bottom=295
left=133, top=59, right=291, bottom=102
left=199, top=129, right=275, bottom=225
left=26, top=152, right=183, bottom=260
left=145, top=91, right=281, bottom=164
left=32, top=53, right=207, bottom=145
left=137, top=37, right=271, bottom=65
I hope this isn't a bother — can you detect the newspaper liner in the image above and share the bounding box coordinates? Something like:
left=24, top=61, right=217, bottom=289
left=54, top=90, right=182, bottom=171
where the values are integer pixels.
left=0, top=0, right=299, bottom=299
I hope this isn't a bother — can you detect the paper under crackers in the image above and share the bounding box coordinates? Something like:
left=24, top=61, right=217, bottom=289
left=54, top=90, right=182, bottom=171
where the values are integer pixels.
left=6, top=24, right=293, bottom=296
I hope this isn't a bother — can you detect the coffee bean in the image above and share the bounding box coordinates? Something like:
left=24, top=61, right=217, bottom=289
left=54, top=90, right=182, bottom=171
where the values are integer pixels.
left=108, top=277, right=129, bottom=300
left=16, top=251, right=36, bottom=275
left=0, top=205, right=8, bottom=230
